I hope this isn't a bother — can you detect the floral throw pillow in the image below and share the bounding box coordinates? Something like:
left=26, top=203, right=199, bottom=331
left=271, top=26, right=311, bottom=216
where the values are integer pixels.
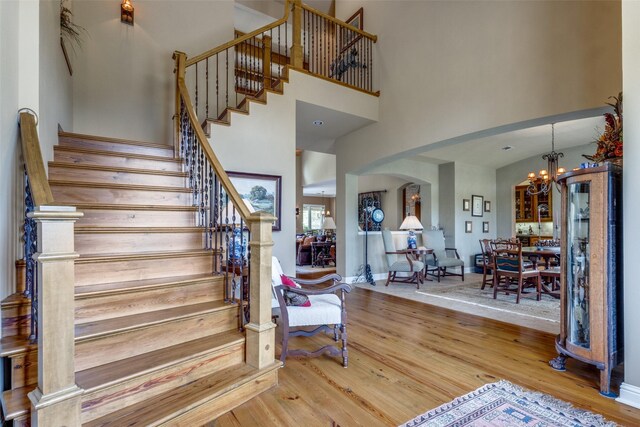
left=280, top=274, right=310, bottom=307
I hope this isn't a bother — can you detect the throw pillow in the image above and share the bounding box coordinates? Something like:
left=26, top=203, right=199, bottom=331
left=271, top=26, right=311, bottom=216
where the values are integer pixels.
left=280, top=274, right=310, bottom=307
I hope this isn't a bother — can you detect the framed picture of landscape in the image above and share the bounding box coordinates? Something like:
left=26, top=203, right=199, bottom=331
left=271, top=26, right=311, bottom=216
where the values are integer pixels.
left=227, top=171, right=282, bottom=231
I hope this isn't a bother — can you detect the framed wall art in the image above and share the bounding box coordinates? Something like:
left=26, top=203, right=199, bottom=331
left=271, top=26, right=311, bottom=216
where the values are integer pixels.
left=462, top=199, right=470, bottom=212
left=471, top=195, right=484, bottom=217
left=341, top=7, right=363, bottom=52
left=483, top=221, right=489, bottom=233
left=465, top=221, right=472, bottom=233
left=227, top=171, right=282, bottom=231
left=484, top=200, right=491, bottom=212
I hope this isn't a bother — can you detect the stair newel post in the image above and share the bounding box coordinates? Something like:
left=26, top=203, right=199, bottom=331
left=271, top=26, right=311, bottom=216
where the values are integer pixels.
left=245, top=212, right=278, bottom=369
left=291, top=0, right=303, bottom=69
left=262, top=35, right=272, bottom=91
left=27, top=206, right=84, bottom=426
left=173, top=51, right=187, bottom=159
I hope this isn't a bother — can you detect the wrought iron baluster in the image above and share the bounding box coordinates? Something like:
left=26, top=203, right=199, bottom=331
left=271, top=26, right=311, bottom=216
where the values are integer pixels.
left=226, top=50, right=229, bottom=112
left=205, top=58, right=209, bottom=119
left=23, top=171, right=38, bottom=342
left=195, top=63, right=199, bottom=117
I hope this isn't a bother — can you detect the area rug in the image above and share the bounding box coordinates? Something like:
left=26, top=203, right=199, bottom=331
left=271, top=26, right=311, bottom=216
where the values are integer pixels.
left=416, top=280, right=560, bottom=322
left=400, top=380, right=617, bottom=427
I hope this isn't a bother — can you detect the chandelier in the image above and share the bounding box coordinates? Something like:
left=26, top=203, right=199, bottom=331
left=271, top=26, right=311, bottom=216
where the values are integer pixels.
left=526, top=123, right=566, bottom=195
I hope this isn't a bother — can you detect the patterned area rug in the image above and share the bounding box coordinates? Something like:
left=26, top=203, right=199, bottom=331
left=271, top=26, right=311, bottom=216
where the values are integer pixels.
left=400, top=380, right=617, bottom=427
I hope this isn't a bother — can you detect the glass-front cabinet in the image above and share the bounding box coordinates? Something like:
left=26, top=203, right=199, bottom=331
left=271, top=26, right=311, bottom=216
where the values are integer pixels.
left=550, top=163, right=622, bottom=397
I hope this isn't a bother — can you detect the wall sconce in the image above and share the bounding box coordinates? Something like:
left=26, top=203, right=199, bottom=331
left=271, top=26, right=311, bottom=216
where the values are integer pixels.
left=121, top=0, right=134, bottom=25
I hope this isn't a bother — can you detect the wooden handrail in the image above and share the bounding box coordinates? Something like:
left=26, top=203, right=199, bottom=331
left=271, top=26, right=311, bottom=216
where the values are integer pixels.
left=19, top=112, right=54, bottom=206
left=175, top=69, right=252, bottom=220
left=301, top=4, right=378, bottom=42
left=186, top=0, right=291, bottom=67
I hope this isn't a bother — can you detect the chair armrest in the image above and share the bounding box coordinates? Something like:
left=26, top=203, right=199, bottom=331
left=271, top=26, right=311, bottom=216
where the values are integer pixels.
left=291, top=273, right=343, bottom=286
left=445, top=248, right=462, bottom=259
left=275, top=283, right=352, bottom=296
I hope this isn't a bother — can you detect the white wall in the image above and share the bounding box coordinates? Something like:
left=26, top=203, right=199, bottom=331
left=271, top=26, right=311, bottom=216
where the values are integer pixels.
left=453, top=163, right=497, bottom=267
left=72, top=0, right=235, bottom=143
left=495, top=144, right=592, bottom=239
left=0, top=0, right=22, bottom=299
left=40, top=0, right=73, bottom=164
left=301, top=151, right=336, bottom=187
left=620, top=0, right=640, bottom=410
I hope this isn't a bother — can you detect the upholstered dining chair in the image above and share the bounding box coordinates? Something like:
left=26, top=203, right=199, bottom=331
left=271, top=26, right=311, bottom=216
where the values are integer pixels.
left=271, top=257, right=351, bottom=367
left=422, top=230, right=464, bottom=282
left=490, top=240, right=541, bottom=304
left=381, top=229, right=425, bottom=288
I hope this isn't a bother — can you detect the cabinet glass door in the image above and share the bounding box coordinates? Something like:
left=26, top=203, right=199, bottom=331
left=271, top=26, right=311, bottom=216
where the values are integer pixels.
left=566, top=182, right=591, bottom=349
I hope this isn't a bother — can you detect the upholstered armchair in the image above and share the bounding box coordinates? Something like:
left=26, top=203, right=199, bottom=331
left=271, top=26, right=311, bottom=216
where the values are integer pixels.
left=271, top=257, right=351, bottom=367
left=381, top=229, right=425, bottom=288
left=296, top=235, right=316, bottom=266
left=422, top=230, right=465, bottom=282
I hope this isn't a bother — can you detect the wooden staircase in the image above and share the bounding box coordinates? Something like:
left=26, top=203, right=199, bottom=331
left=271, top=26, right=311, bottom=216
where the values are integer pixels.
left=1, top=132, right=279, bottom=426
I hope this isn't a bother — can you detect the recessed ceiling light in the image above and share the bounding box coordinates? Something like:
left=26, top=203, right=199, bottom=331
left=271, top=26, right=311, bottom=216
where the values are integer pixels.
left=313, top=120, right=324, bottom=126
left=502, top=146, right=513, bottom=151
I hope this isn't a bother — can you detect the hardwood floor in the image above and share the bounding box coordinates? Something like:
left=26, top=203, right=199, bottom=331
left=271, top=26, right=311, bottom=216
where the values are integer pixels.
left=215, top=287, right=640, bottom=426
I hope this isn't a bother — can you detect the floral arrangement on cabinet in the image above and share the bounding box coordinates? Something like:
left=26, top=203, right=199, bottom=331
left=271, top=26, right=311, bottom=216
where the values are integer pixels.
left=584, top=92, right=622, bottom=163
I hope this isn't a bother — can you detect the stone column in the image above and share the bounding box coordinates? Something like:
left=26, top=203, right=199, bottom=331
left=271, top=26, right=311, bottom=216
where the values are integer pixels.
left=28, top=206, right=83, bottom=426
left=245, top=212, right=278, bottom=369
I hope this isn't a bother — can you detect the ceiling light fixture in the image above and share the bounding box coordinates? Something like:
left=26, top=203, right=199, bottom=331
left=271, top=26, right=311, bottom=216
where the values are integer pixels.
left=526, top=123, right=566, bottom=195
left=121, top=0, right=134, bottom=25
left=502, top=145, right=513, bottom=151
left=312, top=120, right=324, bottom=126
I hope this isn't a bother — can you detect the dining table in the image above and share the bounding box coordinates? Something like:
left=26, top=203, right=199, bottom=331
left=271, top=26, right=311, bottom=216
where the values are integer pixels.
left=521, top=246, right=561, bottom=297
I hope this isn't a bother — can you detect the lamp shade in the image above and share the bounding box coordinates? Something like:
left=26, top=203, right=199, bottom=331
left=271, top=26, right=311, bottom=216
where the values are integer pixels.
left=399, top=215, right=423, bottom=230
left=322, top=216, right=336, bottom=230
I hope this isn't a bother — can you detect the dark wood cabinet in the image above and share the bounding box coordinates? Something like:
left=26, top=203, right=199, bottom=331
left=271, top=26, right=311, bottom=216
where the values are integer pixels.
left=550, top=163, right=623, bottom=397
left=515, top=184, right=553, bottom=223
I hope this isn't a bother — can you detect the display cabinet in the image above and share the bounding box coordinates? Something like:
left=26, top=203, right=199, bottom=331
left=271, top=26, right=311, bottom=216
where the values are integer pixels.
left=549, top=163, right=622, bottom=397
left=515, top=184, right=552, bottom=222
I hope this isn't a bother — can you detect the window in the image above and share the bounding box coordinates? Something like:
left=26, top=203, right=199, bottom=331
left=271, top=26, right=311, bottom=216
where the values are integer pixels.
left=302, top=204, right=325, bottom=232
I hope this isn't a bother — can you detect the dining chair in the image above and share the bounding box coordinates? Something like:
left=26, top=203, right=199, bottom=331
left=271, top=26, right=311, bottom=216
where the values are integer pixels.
left=479, top=239, right=494, bottom=289
left=490, top=240, right=541, bottom=304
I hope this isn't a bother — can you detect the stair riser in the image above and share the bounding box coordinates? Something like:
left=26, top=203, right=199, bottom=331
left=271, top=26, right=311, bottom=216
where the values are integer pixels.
left=75, top=231, right=205, bottom=255
left=2, top=304, right=30, bottom=338
left=75, top=280, right=224, bottom=324
left=51, top=185, right=192, bottom=206
left=77, top=209, right=197, bottom=228
left=49, top=166, right=186, bottom=188
left=75, top=254, right=214, bottom=286
left=81, top=342, right=244, bottom=423
left=7, top=352, right=37, bottom=389
left=75, top=308, right=238, bottom=371
left=158, top=369, right=278, bottom=426
left=59, top=137, right=174, bottom=157
left=54, top=148, right=182, bottom=172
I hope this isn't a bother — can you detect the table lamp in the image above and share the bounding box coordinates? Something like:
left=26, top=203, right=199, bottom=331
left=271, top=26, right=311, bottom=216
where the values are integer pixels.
left=399, top=215, right=423, bottom=249
left=322, top=216, right=336, bottom=240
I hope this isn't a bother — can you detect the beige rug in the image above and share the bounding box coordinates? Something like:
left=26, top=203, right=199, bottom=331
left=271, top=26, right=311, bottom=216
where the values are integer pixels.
left=353, top=273, right=560, bottom=334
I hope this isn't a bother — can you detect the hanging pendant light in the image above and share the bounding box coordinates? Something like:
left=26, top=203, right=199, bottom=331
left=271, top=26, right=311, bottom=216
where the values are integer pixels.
left=526, top=123, right=566, bottom=195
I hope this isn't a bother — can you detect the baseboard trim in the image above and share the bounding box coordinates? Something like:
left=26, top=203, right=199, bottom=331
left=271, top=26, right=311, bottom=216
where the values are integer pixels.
left=345, top=273, right=387, bottom=284
left=617, top=382, right=640, bottom=409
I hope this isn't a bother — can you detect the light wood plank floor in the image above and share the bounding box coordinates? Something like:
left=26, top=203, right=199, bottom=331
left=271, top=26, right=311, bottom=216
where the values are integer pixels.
left=215, top=287, right=640, bottom=426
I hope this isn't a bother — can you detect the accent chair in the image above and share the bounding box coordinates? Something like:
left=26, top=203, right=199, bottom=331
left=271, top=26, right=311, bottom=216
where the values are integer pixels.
left=381, top=229, right=424, bottom=288
left=271, top=257, right=351, bottom=367
left=422, top=230, right=464, bottom=282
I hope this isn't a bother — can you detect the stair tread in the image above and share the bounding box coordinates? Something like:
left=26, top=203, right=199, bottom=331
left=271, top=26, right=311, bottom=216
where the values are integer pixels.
left=0, top=336, right=35, bottom=357
left=58, top=202, right=199, bottom=211
left=49, top=162, right=188, bottom=177
left=75, top=301, right=231, bottom=340
left=59, top=131, right=173, bottom=149
left=1, top=384, right=32, bottom=420
left=75, top=273, right=219, bottom=298
left=76, top=331, right=244, bottom=392
left=77, top=248, right=214, bottom=263
left=54, top=145, right=180, bottom=162
left=75, top=226, right=206, bottom=233
left=1, top=292, right=30, bottom=308
left=84, top=363, right=279, bottom=427
left=49, top=180, right=192, bottom=193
